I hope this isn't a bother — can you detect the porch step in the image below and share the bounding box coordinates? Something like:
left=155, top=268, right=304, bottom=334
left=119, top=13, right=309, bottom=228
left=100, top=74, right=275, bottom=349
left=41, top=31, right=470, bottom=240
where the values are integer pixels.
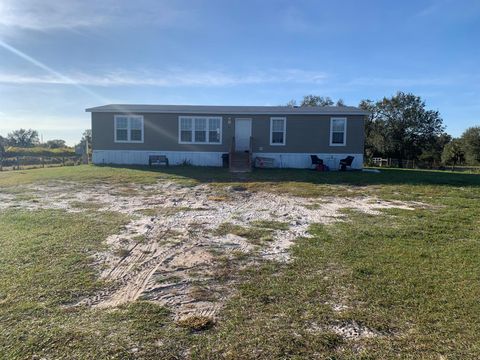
left=230, top=152, right=252, bottom=172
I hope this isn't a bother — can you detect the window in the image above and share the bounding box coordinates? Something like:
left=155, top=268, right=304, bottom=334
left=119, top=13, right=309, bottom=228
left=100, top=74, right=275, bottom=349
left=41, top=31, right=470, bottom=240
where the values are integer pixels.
left=179, top=116, right=222, bottom=144
left=115, top=116, right=128, bottom=141
left=114, top=115, right=144, bottom=143
left=208, top=118, right=221, bottom=143
left=194, top=117, right=207, bottom=143
left=180, top=117, right=193, bottom=142
left=330, top=118, right=347, bottom=146
left=270, top=117, right=286, bottom=145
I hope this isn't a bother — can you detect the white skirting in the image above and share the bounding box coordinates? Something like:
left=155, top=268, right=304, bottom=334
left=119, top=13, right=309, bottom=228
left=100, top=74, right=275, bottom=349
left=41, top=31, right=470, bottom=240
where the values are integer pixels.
left=92, top=150, right=363, bottom=169
left=252, top=152, right=364, bottom=169
left=92, top=150, right=224, bottom=166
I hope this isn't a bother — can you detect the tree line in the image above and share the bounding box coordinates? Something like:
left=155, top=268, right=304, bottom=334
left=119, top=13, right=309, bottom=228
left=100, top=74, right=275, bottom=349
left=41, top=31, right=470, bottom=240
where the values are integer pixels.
left=290, top=92, right=480, bottom=167
left=0, top=129, right=92, bottom=157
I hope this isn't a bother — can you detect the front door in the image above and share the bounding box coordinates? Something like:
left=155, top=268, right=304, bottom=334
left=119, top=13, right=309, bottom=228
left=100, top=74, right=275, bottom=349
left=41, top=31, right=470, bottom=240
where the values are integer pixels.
left=234, top=118, right=252, bottom=151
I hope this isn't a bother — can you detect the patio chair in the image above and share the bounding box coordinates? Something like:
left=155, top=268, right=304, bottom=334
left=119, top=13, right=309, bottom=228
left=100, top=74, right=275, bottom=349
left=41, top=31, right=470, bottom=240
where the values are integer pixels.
left=310, top=155, right=324, bottom=168
left=339, top=156, right=354, bottom=171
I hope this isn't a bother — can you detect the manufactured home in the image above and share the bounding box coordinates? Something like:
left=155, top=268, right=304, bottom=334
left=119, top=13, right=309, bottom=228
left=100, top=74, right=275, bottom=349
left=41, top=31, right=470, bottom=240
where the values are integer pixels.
left=86, top=104, right=368, bottom=171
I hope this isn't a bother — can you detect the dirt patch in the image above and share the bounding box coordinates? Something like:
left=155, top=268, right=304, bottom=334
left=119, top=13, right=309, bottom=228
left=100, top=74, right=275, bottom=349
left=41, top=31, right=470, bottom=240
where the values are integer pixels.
left=310, top=320, right=385, bottom=340
left=331, top=320, right=384, bottom=339
left=0, top=180, right=423, bottom=321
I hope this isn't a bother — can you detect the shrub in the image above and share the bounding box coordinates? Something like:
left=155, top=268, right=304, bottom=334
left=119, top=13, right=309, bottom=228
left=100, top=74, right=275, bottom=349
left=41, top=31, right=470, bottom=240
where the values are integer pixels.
left=4, top=146, right=75, bottom=157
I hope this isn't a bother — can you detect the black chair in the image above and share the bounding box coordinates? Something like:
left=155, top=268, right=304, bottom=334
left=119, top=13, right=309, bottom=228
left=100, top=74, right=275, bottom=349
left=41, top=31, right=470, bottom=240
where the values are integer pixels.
left=310, top=155, right=323, bottom=168
left=339, top=156, right=354, bottom=171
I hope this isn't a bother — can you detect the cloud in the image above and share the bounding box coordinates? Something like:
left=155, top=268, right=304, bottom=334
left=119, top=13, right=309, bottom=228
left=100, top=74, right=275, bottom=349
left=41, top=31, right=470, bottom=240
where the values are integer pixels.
left=413, top=0, right=480, bottom=20
left=0, top=68, right=328, bottom=87
left=0, top=0, right=107, bottom=31
left=0, top=0, right=191, bottom=33
left=346, top=75, right=467, bottom=88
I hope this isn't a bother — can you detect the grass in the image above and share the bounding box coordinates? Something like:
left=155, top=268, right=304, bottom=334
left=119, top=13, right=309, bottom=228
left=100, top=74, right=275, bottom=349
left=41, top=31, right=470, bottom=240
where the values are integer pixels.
left=69, top=200, right=105, bottom=210
left=0, top=165, right=480, bottom=358
left=1, top=164, right=479, bottom=197
left=14, top=192, right=39, bottom=202
left=214, top=221, right=284, bottom=245
left=177, top=315, right=215, bottom=331
left=214, top=220, right=289, bottom=246
left=0, top=209, right=193, bottom=359
left=192, top=203, right=480, bottom=358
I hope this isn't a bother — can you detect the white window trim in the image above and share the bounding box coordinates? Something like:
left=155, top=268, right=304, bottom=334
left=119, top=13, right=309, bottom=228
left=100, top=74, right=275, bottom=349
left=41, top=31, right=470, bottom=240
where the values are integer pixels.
left=269, top=117, right=287, bottom=146
left=329, top=117, right=347, bottom=146
left=178, top=116, right=223, bottom=145
left=114, top=115, right=144, bottom=143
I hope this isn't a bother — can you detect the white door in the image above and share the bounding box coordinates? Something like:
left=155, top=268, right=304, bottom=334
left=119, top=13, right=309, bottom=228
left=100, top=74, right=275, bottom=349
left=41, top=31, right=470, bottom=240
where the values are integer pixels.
left=235, top=118, right=252, bottom=151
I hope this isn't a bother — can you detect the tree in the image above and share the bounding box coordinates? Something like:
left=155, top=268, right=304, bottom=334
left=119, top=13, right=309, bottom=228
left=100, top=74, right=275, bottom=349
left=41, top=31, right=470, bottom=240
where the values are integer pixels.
left=460, top=126, right=480, bottom=165
left=359, top=99, right=386, bottom=159
left=46, top=139, right=66, bottom=149
left=0, top=135, right=6, bottom=155
left=77, top=129, right=92, bottom=154
left=368, top=92, right=444, bottom=165
left=300, top=95, right=334, bottom=107
left=336, top=99, right=347, bottom=107
left=419, top=132, right=452, bottom=167
left=442, top=138, right=465, bottom=166
left=7, top=129, right=39, bottom=147
left=286, top=99, right=297, bottom=107
left=0, top=135, right=7, bottom=155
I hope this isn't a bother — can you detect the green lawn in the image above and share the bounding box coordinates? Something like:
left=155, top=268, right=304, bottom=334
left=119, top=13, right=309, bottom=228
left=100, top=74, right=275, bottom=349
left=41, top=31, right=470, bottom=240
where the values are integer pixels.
left=0, top=165, right=479, bottom=359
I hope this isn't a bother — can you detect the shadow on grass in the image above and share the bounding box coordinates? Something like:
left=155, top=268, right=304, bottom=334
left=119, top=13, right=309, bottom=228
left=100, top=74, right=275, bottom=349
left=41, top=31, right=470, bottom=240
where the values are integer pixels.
left=99, top=165, right=480, bottom=188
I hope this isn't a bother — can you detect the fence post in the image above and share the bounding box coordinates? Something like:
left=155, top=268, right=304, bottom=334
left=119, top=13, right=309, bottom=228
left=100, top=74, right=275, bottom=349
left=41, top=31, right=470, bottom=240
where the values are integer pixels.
left=16, top=156, right=20, bottom=170
left=42, top=157, right=45, bottom=168
left=62, top=156, right=65, bottom=166
left=0, top=156, right=2, bottom=171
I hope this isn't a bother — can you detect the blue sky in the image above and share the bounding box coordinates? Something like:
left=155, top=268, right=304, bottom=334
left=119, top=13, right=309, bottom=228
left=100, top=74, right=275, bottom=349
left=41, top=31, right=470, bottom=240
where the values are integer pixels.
left=0, top=0, right=479, bottom=145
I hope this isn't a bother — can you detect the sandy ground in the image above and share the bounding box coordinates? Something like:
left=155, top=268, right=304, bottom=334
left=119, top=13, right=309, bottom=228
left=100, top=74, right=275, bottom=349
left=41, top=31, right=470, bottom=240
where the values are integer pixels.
left=0, top=180, right=422, bottom=326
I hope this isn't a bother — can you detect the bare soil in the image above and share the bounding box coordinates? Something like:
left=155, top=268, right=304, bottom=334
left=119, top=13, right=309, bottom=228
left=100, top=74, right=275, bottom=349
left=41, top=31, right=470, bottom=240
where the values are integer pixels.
left=0, top=180, right=422, bottom=321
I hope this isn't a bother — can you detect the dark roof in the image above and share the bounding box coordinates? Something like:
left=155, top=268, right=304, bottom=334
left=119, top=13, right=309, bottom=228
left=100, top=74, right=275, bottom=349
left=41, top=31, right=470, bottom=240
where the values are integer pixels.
left=86, top=104, right=369, bottom=116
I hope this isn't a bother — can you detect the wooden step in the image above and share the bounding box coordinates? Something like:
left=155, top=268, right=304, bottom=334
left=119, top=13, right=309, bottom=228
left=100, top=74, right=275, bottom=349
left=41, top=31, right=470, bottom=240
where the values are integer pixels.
left=229, top=152, right=252, bottom=172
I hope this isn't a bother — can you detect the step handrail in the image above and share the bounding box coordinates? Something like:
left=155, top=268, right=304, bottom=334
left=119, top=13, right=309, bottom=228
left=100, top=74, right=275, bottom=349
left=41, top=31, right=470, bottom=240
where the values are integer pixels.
left=248, top=136, right=253, bottom=169
left=229, top=136, right=235, bottom=171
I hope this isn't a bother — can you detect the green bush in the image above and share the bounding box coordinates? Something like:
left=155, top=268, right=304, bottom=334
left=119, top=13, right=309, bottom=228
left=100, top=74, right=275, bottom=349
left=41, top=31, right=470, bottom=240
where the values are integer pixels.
left=4, top=146, right=76, bottom=157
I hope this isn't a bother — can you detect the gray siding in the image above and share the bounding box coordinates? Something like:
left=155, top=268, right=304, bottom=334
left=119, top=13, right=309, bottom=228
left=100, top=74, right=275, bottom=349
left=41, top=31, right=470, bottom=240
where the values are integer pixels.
left=92, top=112, right=364, bottom=154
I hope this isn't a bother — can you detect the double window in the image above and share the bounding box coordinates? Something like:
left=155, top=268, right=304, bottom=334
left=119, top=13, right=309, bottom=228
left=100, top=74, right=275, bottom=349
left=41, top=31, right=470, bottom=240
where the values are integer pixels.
left=330, top=118, right=347, bottom=146
left=114, top=115, right=144, bottom=143
left=179, top=116, right=222, bottom=144
left=270, top=117, right=286, bottom=145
